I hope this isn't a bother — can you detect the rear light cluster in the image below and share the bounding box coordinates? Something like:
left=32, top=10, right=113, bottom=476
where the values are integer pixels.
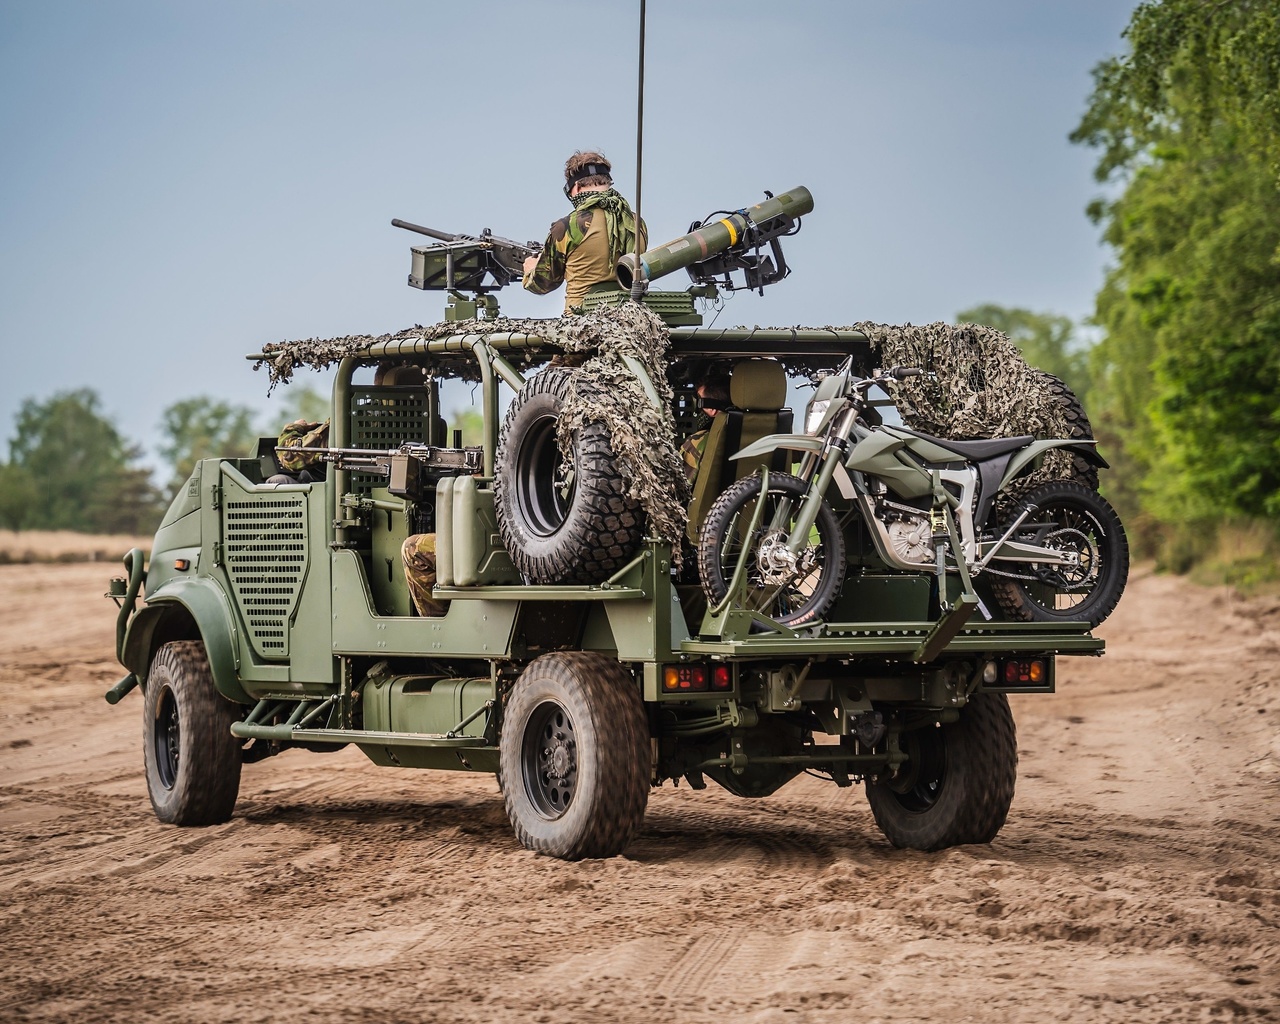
left=1003, top=659, right=1046, bottom=685
left=662, top=663, right=732, bottom=693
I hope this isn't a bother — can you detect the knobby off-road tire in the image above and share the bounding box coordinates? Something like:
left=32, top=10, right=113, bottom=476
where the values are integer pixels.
left=990, top=479, right=1129, bottom=628
left=499, top=652, right=650, bottom=859
left=865, top=692, right=1017, bottom=851
left=143, top=641, right=242, bottom=826
left=494, top=367, right=645, bottom=585
left=1036, top=371, right=1099, bottom=491
left=697, top=472, right=846, bottom=627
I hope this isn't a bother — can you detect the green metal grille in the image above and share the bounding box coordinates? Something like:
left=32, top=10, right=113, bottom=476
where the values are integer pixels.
left=349, top=386, right=432, bottom=494
left=223, top=491, right=308, bottom=658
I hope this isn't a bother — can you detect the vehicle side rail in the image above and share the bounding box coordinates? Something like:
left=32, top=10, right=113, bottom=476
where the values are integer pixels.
left=681, top=620, right=1104, bottom=658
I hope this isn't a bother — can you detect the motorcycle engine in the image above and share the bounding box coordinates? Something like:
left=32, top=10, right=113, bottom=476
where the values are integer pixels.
left=887, top=516, right=932, bottom=564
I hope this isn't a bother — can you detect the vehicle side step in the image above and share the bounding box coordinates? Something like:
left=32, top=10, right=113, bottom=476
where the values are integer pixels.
left=230, top=722, right=486, bottom=748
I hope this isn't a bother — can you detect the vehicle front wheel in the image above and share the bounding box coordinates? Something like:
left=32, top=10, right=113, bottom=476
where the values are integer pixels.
left=698, top=472, right=846, bottom=627
left=865, top=693, right=1017, bottom=851
left=143, top=640, right=243, bottom=826
left=499, top=652, right=650, bottom=859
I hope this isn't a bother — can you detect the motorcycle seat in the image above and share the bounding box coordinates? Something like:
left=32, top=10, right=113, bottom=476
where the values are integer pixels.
left=901, top=428, right=1035, bottom=461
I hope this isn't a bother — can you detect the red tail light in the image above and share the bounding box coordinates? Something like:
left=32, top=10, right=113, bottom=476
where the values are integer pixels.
left=663, top=665, right=709, bottom=692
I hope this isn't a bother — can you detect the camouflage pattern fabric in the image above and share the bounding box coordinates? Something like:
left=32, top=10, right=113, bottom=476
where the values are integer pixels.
left=277, top=418, right=330, bottom=472
left=401, top=533, right=448, bottom=617
left=256, top=317, right=563, bottom=391
left=846, top=321, right=1089, bottom=489
left=523, top=189, right=646, bottom=311
left=254, top=312, right=1088, bottom=560
left=549, top=302, right=689, bottom=567
left=255, top=305, right=689, bottom=564
left=680, top=428, right=710, bottom=483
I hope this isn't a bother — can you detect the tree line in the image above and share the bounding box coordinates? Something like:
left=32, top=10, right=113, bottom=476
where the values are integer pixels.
left=0, top=387, right=327, bottom=535
left=1070, top=0, right=1279, bottom=569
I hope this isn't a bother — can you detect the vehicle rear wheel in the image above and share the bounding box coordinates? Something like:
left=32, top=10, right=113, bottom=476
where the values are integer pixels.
left=990, top=480, right=1129, bottom=628
left=499, top=652, right=650, bottom=859
left=143, top=641, right=242, bottom=826
left=494, top=367, right=645, bottom=584
left=865, top=693, right=1017, bottom=851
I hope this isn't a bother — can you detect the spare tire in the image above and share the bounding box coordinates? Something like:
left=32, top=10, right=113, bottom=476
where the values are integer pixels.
left=494, top=367, right=645, bottom=584
left=1036, top=371, right=1099, bottom=490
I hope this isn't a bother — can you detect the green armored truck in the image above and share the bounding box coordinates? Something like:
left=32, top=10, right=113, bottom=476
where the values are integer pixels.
left=106, top=187, right=1122, bottom=859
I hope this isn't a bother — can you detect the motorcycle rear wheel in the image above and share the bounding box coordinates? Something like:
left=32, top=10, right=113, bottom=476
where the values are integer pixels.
left=697, top=472, right=846, bottom=627
left=990, top=480, right=1129, bottom=628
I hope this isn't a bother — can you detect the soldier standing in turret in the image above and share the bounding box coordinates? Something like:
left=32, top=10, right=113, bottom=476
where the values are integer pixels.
left=522, top=151, right=647, bottom=313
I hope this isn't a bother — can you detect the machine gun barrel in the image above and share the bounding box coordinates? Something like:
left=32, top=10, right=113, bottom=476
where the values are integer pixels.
left=278, top=443, right=483, bottom=501
left=391, top=219, right=468, bottom=244
left=616, top=186, right=813, bottom=289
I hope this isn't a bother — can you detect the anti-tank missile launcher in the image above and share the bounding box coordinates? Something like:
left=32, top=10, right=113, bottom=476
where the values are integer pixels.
left=616, top=186, right=813, bottom=295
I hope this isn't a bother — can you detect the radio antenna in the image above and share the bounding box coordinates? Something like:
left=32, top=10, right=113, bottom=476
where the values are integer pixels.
left=630, top=0, right=647, bottom=302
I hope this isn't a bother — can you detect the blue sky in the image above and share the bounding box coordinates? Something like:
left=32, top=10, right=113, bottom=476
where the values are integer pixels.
left=0, top=0, right=1135, bottom=471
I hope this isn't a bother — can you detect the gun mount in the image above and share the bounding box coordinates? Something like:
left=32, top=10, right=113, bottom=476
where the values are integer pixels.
left=393, top=219, right=542, bottom=321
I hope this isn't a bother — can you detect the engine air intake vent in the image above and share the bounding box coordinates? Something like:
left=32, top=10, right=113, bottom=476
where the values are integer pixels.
left=223, top=492, right=308, bottom=658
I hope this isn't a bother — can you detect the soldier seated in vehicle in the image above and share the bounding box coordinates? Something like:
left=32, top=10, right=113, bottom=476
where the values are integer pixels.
left=265, top=418, right=330, bottom=485
left=680, top=375, right=732, bottom=483
left=401, top=534, right=448, bottom=617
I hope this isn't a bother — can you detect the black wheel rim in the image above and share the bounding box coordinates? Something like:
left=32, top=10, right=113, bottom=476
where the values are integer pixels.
left=521, top=700, right=578, bottom=819
left=1024, top=500, right=1106, bottom=615
left=153, top=685, right=180, bottom=790
left=516, top=414, right=575, bottom=537
left=890, top=728, right=946, bottom=812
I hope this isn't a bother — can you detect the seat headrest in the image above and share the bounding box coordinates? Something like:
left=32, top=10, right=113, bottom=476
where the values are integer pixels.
left=730, top=359, right=787, bottom=410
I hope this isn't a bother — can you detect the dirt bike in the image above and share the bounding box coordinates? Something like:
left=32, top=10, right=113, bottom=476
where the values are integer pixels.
left=697, top=360, right=1129, bottom=630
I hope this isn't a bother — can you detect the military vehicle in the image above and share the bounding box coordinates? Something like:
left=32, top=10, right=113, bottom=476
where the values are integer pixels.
left=105, top=185, right=1111, bottom=859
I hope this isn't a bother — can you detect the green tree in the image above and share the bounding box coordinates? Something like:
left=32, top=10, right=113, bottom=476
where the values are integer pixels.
left=0, top=463, right=38, bottom=531
left=9, top=389, right=164, bottom=534
left=1071, top=0, right=1280, bottom=530
left=274, top=384, right=330, bottom=427
left=448, top=407, right=485, bottom=446
left=157, top=397, right=260, bottom=492
left=956, top=304, right=1092, bottom=406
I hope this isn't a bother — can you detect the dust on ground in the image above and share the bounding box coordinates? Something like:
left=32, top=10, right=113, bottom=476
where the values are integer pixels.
left=1, top=562, right=1277, bottom=1023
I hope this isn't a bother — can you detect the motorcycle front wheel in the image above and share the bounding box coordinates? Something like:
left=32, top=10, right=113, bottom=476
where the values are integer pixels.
left=697, top=472, right=846, bottom=628
left=990, top=480, right=1129, bottom=628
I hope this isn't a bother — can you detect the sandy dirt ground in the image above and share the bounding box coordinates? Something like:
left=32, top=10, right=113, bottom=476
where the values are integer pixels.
left=1, top=562, right=1277, bottom=1023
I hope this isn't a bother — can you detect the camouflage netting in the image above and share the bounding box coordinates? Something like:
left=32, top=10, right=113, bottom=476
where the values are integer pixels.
left=253, top=313, right=1092, bottom=561
left=846, top=321, right=1093, bottom=489
left=253, top=317, right=559, bottom=391
left=546, top=303, right=689, bottom=565
left=253, top=306, right=690, bottom=562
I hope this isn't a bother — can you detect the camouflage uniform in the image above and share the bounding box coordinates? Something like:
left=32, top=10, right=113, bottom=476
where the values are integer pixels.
left=401, top=533, right=449, bottom=617
left=277, top=419, right=329, bottom=473
left=522, top=189, right=647, bottom=312
left=680, top=429, right=710, bottom=483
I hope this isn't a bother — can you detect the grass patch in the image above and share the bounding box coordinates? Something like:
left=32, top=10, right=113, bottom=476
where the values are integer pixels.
left=1182, top=520, right=1280, bottom=594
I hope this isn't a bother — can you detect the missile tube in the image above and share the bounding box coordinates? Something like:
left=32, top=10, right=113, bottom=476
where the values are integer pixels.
left=616, top=185, right=813, bottom=289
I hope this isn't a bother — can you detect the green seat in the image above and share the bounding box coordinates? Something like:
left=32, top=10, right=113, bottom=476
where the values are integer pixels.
left=686, top=359, right=791, bottom=544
